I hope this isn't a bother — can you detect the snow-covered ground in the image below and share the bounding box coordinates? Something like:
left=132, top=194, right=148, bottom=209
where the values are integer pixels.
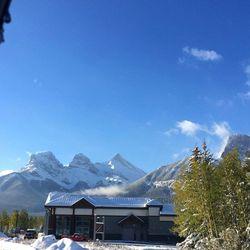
left=0, top=234, right=177, bottom=250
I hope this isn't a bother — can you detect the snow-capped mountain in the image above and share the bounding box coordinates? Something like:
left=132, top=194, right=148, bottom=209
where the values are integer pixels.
left=221, top=134, right=250, bottom=159
left=122, top=158, right=189, bottom=201
left=21, top=152, right=145, bottom=189
left=0, top=152, right=146, bottom=212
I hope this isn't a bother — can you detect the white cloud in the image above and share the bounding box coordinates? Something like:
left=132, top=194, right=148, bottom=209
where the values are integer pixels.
left=211, top=122, right=231, bottom=139
left=177, top=120, right=202, bottom=136
left=166, top=120, right=232, bottom=158
left=81, top=185, right=126, bottom=196
left=182, top=46, right=222, bottom=61
left=211, top=122, right=231, bottom=158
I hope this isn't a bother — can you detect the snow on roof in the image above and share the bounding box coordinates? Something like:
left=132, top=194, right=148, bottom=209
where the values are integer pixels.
left=161, top=203, right=176, bottom=215
left=45, top=192, right=85, bottom=207
left=45, top=192, right=163, bottom=208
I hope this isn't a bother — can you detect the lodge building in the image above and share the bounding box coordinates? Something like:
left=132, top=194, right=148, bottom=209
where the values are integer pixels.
left=44, top=192, right=178, bottom=243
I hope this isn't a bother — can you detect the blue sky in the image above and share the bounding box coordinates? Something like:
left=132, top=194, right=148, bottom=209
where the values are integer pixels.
left=0, top=0, right=250, bottom=172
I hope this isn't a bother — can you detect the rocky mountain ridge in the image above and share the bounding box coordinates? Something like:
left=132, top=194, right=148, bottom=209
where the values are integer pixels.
left=0, top=152, right=145, bottom=212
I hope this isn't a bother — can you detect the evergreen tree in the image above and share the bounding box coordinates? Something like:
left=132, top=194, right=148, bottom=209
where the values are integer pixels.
left=0, top=210, right=9, bottom=232
left=174, top=146, right=250, bottom=248
left=174, top=143, right=220, bottom=237
left=18, top=209, right=29, bottom=229
left=9, top=210, right=19, bottom=229
left=218, top=149, right=250, bottom=234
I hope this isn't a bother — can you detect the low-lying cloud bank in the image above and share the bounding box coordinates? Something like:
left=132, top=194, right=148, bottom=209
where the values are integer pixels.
left=80, top=185, right=126, bottom=196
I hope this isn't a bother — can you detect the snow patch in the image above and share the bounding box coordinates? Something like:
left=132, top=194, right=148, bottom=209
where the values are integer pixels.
left=31, top=235, right=57, bottom=249
left=0, top=170, right=15, bottom=177
left=46, top=238, right=87, bottom=250
left=0, top=232, right=8, bottom=238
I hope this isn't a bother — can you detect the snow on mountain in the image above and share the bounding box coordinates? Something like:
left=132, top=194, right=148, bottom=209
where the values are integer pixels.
left=105, top=153, right=146, bottom=182
left=0, top=151, right=146, bottom=212
left=221, top=134, right=250, bottom=159
left=0, top=169, right=14, bottom=177
left=18, top=151, right=146, bottom=190
left=123, top=158, right=189, bottom=201
left=22, top=151, right=64, bottom=181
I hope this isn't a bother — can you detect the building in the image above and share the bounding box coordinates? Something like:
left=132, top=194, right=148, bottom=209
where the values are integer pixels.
left=44, top=192, right=178, bottom=243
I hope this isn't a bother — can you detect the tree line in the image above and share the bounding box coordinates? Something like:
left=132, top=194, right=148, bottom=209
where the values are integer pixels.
left=174, top=144, right=250, bottom=248
left=0, top=209, right=44, bottom=233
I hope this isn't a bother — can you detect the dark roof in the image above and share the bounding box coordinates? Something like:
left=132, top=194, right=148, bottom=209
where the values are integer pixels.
left=45, top=192, right=163, bottom=208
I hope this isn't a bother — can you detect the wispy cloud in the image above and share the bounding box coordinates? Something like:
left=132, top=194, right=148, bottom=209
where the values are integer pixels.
left=167, top=120, right=231, bottom=139
left=80, top=185, right=126, bottom=196
left=212, top=122, right=230, bottom=139
left=177, top=120, right=202, bottom=136
left=212, top=122, right=231, bottom=158
left=166, top=120, right=231, bottom=158
left=182, top=46, right=222, bottom=62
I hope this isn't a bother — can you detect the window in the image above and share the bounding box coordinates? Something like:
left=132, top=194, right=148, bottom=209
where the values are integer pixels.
left=75, top=216, right=90, bottom=236
left=56, top=216, right=71, bottom=235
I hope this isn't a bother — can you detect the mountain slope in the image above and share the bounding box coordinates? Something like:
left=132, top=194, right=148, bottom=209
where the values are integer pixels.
left=123, top=158, right=189, bottom=201
left=221, top=134, right=250, bottom=159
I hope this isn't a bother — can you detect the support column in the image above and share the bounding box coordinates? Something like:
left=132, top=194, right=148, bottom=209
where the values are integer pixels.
left=70, top=208, right=75, bottom=235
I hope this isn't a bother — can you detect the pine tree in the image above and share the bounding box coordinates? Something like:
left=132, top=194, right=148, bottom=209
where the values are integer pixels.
left=18, top=209, right=29, bottom=230
left=0, top=210, right=9, bottom=232
left=174, top=143, right=220, bottom=237
left=218, top=149, right=250, bottom=234
left=9, top=210, right=19, bottom=229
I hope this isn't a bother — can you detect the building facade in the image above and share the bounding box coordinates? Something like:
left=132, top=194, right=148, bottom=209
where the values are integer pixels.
left=44, top=192, right=178, bottom=243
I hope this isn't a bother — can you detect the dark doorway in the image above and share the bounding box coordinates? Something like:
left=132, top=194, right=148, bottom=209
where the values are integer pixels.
left=118, top=214, right=145, bottom=241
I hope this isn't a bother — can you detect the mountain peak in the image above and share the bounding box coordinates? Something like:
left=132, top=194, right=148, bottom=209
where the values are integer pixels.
left=69, top=153, right=92, bottom=167
left=25, top=151, right=63, bottom=172
left=29, top=151, right=59, bottom=164
left=221, top=134, right=250, bottom=158
left=111, top=153, right=124, bottom=161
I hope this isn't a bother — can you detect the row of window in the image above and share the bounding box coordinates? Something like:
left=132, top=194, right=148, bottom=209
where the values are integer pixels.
left=56, top=215, right=90, bottom=236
